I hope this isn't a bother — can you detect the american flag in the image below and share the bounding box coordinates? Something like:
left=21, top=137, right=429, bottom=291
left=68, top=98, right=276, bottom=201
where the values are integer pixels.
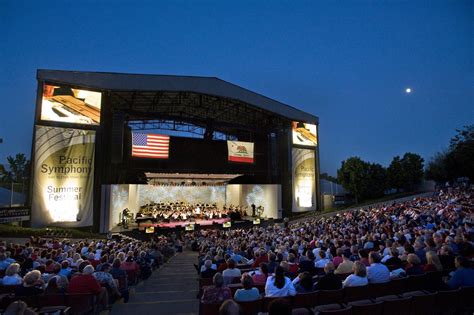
left=132, top=133, right=170, bottom=159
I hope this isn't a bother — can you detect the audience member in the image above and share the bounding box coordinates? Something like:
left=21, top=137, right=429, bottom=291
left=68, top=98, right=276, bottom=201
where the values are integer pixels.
left=447, top=256, right=474, bottom=289
left=252, top=263, right=268, bottom=285
left=201, top=260, right=218, bottom=279
left=313, top=262, right=342, bottom=290
left=343, top=261, right=368, bottom=287
left=293, top=271, right=314, bottom=293
left=265, top=266, right=296, bottom=297
left=367, top=252, right=390, bottom=283
left=15, top=270, right=45, bottom=296
left=335, top=252, right=354, bottom=275
left=222, top=259, right=241, bottom=284
left=405, top=254, right=424, bottom=276
left=234, top=274, right=260, bottom=302
left=219, top=299, right=240, bottom=315
left=2, top=263, right=22, bottom=285
left=424, top=251, right=443, bottom=272
left=201, top=273, right=232, bottom=304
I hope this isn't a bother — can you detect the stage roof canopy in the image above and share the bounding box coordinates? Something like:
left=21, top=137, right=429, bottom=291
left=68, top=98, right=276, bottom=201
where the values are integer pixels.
left=38, top=69, right=318, bottom=126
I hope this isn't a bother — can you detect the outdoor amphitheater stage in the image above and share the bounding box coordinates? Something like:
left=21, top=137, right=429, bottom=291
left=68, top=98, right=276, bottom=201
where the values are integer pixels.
left=30, top=70, right=320, bottom=232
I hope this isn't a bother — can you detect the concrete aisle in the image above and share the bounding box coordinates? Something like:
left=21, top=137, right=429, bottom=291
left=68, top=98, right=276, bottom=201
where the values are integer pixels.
left=112, top=250, right=199, bottom=315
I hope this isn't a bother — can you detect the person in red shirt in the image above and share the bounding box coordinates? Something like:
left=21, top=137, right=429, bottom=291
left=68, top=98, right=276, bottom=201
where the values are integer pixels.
left=120, top=256, right=140, bottom=284
left=68, top=265, right=108, bottom=309
left=252, top=250, right=269, bottom=268
left=287, top=254, right=299, bottom=275
left=87, top=253, right=101, bottom=269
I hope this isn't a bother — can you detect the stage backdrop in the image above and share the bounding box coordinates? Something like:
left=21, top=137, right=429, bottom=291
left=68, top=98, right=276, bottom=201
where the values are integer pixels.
left=31, top=126, right=95, bottom=227
left=102, top=183, right=281, bottom=231
left=226, top=184, right=281, bottom=219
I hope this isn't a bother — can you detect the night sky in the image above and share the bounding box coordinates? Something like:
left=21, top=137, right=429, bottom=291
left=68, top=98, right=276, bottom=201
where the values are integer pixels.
left=1, top=0, right=472, bottom=175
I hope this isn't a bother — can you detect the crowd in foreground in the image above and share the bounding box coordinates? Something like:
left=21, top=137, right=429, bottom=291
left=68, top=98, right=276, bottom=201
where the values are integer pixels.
left=0, top=233, right=179, bottom=313
left=187, top=186, right=474, bottom=312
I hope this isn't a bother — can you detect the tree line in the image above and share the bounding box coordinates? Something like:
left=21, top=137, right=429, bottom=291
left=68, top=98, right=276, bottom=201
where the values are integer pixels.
left=337, top=152, right=424, bottom=204
left=425, top=125, right=474, bottom=183
left=335, top=125, right=473, bottom=204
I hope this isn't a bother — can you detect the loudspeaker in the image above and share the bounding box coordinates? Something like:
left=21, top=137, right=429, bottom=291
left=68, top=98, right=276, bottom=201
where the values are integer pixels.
left=111, top=112, right=125, bottom=163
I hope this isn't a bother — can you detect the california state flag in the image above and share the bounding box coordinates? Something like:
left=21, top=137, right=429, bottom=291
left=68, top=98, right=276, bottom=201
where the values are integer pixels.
left=227, top=141, right=254, bottom=163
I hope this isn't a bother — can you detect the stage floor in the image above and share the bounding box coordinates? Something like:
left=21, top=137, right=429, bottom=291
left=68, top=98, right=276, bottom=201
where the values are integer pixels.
left=138, top=217, right=231, bottom=228
left=109, top=216, right=267, bottom=233
left=111, top=217, right=232, bottom=232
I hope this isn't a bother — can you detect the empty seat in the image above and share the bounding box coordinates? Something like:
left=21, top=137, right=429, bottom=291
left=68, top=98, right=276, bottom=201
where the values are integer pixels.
left=401, top=291, right=436, bottom=315
left=65, top=293, right=96, bottom=314
left=237, top=298, right=262, bottom=315
left=199, top=301, right=221, bottom=315
left=343, top=285, right=369, bottom=302
left=293, top=291, right=319, bottom=309
left=424, top=271, right=445, bottom=292
left=314, top=304, right=352, bottom=315
left=406, top=274, right=427, bottom=291
left=388, top=277, right=408, bottom=295
left=37, top=294, right=67, bottom=307
left=378, top=295, right=412, bottom=315
left=368, top=281, right=392, bottom=298
left=459, top=286, right=474, bottom=314
left=435, top=288, right=460, bottom=315
left=348, top=299, right=383, bottom=315
left=318, top=288, right=344, bottom=305
left=262, top=296, right=292, bottom=313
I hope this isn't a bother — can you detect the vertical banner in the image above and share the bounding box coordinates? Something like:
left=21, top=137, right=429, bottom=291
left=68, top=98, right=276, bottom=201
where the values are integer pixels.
left=31, top=126, right=95, bottom=227
left=292, top=148, right=316, bottom=212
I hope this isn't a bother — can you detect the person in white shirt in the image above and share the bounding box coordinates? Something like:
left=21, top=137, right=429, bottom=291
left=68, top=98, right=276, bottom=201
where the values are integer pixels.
left=265, top=266, right=296, bottom=297
left=343, top=261, right=369, bottom=287
left=367, top=252, right=390, bottom=284
left=94, top=246, right=103, bottom=261
left=315, top=250, right=330, bottom=268
left=312, top=247, right=321, bottom=260
left=222, top=259, right=241, bottom=284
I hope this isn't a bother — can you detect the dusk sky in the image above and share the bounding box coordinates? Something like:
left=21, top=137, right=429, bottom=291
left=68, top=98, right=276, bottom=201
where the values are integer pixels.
left=1, top=0, right=472, bottom=176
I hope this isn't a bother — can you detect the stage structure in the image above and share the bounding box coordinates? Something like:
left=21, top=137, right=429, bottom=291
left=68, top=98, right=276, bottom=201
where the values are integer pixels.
left=30, top=70, right=320, bottom=232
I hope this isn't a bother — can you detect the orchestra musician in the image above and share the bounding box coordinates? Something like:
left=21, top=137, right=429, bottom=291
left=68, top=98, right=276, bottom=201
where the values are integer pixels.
left=128, top=201, right=266, bottom=229
left=122, top=208, right=130, bottom=229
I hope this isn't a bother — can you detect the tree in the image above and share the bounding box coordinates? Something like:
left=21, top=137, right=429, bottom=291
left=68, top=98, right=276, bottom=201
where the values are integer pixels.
left=367, top=163, right=387, bottom=198
left=387, top=156, right=404, bottom=191
left=388, top=153, right=424, bottom=191
left=425, top=151, right=450, bottom=183
left=425, top=125, right=474, bottom=182
left=449, top=125, right=474, bottom=181
left=337, top=157, right=371, bottom=204
left=400, top=152, right=424, bottom=191
left=0, top=153, right=30, bottom=184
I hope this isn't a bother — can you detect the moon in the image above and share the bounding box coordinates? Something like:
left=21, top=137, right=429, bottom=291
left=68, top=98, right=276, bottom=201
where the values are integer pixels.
left=405, top=88, right=412, bottom=93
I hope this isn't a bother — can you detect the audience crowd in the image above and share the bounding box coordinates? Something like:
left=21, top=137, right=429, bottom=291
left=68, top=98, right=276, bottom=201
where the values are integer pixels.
left=189, top=187, right=473, bottom=308
left=0, top=187, right=472, bottom=314
left=0, top=233, right=179, bottom=312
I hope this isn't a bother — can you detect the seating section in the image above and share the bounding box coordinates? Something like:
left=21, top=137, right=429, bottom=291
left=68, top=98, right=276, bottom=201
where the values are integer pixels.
left=198, top=272, right=473, bottom=315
